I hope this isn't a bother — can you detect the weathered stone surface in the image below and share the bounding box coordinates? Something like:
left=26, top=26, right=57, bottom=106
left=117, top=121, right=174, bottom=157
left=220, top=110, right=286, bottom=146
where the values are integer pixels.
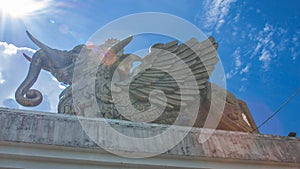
left=0, top=107, right=299, bottom=165
left=195, top=82, right=258, bottom=133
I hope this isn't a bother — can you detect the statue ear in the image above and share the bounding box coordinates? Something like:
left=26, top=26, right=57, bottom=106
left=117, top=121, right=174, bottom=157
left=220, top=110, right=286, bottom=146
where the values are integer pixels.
left=72, top=45, right=85, bottom=54
left=110, top=36, right=133, bottom=54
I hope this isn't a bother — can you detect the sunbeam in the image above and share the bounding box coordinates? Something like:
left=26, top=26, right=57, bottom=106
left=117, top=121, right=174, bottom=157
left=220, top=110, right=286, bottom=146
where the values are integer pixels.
left=0, top=0, right=51, bottom=18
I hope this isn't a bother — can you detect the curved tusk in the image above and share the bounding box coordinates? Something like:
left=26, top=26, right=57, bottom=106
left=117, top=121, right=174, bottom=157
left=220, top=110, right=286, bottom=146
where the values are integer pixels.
left=26, top=30, right=53, bottom=51
left=23, top=53, right=32, bottom=62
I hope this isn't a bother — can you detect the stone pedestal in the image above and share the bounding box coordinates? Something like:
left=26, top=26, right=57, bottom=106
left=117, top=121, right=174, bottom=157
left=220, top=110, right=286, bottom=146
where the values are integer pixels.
left=0, top=107, right=299, bottom=169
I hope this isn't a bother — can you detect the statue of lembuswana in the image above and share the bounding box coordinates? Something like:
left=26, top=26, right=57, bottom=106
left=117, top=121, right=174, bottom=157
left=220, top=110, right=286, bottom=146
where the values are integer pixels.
left=16, top=31, right=221, bottom=125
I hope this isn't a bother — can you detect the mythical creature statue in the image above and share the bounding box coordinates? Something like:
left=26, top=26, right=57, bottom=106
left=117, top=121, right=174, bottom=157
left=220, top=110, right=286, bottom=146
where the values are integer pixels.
left=16, top=31, right=258, bottom=132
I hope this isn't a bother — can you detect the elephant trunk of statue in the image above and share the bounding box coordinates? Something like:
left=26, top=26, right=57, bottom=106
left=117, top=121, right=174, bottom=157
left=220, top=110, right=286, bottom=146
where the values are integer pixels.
left=15, top=50, right=44, bottom=107
left=15, top=31, right=71, bottom=107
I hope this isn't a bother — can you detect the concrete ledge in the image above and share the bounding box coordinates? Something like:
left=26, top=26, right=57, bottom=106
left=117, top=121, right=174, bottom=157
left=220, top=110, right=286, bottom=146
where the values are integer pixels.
left=0, top=107, right=299, bottom=168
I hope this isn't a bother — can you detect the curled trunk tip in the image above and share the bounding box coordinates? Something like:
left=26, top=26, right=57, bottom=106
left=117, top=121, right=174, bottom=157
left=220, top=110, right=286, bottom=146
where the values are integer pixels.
left=15, top=89, right=43, bottom=107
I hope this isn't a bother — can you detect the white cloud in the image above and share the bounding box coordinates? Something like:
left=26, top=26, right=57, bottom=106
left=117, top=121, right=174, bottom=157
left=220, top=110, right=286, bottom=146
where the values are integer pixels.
left=239, top=85, right=246, bottom=92
left=0, top=42, right=35, bottom=56
left=263, top=23, right=272, bottom=32
left=199, top=0, right=237, bottom=33
left=250, top=23, right=299, bottom=67
left=226, top=47, right=245, bottom=79
left=240, top=64, right=250, bottom=74
left=250, top=23, right=277, bottom=71
left=0, top=41, right=64, bottom=112
left=290, top=32, right=300, bottom=61
left=0, top=72, right=5, bottom=84
left=290, top=47, right=299, bottom=61
left=259, top=48, right=271, bottom=70
left=252, top=42, right=262, bottom=57
left=259, top=49, right=272, bottom=71
left=226, top=71, right=234, bottom=79
left=292, top=55, right=297, bottom=61
left=241, top=77, right=247, bottom=81
left=215, top=19, right=225, bottom=33
left=278, top=27, right=287, bottom=36
left=234, top=13, right=240, bottom=23
left=233, top=48, right=241, bottom=70
left=277, top=38, right=288, bottom=52
left=293, top=37, right=298, bottom=43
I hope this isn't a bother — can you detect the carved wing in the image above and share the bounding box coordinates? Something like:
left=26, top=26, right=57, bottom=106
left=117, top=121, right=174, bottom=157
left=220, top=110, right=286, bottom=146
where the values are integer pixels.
left=113, top=37, right=219, bottom=124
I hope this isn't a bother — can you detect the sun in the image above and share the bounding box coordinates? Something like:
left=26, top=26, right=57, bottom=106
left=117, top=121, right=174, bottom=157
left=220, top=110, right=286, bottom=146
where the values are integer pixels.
left=0, top=0, right=49, bottom=18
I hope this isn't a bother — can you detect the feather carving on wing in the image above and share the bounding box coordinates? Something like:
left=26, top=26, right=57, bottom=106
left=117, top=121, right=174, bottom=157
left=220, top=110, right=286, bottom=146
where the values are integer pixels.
left=110, top=37, right=219, bottom=125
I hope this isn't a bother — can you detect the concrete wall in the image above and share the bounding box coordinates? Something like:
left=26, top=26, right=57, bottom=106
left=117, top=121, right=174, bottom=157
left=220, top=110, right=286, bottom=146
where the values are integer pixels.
left=0, top=107, right=299, bottom=169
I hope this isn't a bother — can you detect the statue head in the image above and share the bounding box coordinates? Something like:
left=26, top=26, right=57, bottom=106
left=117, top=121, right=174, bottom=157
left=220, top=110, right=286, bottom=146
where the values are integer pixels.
left=15, top=31, right=133, bottom=107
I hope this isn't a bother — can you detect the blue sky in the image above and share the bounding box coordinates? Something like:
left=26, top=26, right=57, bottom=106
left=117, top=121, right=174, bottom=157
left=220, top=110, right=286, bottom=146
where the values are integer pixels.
left=0, top=0, right=299, bottom=136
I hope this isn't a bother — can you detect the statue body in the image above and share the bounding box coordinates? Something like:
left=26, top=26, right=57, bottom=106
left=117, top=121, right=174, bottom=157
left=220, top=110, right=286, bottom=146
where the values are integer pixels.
left=57, top=36, right=218, bottom=125
left=16, top=31, right=258, bottom=132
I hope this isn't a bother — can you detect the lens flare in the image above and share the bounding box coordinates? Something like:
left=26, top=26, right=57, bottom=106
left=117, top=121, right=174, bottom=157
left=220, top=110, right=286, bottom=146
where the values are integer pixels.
left=0, top=0, right=50, bottom=18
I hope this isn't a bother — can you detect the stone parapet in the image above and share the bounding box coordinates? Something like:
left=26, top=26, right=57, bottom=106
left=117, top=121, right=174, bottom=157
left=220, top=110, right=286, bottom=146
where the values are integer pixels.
left=0, top=107, right=299, bottom=168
